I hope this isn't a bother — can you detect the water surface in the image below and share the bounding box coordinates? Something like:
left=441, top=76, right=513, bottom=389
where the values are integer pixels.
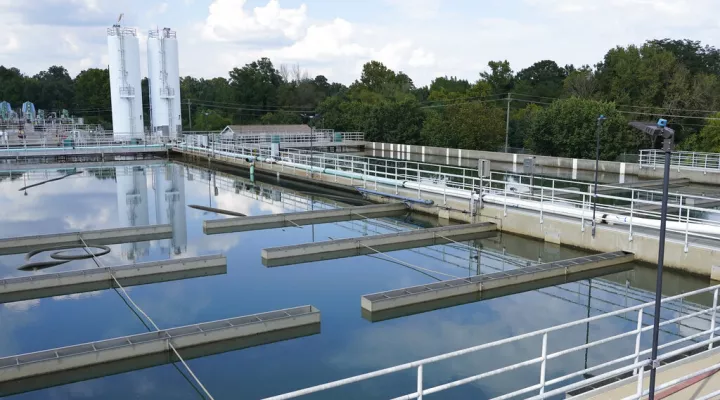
left=0, top=161, right=712, bottom=399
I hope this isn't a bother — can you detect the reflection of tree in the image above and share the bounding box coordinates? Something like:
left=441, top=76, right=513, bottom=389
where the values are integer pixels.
left=91, top=168, right=117, bottom=180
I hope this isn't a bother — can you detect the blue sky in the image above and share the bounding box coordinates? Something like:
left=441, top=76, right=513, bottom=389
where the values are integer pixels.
left=1, top=0, right=719, bottom=85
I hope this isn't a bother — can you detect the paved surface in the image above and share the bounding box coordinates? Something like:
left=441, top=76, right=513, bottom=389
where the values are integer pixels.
left=582, top=348, right=720, bottom=399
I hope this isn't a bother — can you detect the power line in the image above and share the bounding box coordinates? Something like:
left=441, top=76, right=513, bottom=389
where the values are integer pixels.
left=511, top=98, right=720, bottom=121
left=511, top=92, right=720, bottom=115
left=190, top=101, right=316, bottom=114
left=419, top=97, right=507, bottom=109
left=417, top=92, right=509, bottom=106
left=186, top=98, right=317, bottom=111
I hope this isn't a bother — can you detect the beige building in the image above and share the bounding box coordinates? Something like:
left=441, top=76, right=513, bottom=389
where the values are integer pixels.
left=220, top=125, right=312, bottom=136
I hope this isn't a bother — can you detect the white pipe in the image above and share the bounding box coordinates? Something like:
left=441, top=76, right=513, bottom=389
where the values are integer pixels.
left=481, top=193, right=720, bottom=236
left=253, top=156, right=720, bottom=236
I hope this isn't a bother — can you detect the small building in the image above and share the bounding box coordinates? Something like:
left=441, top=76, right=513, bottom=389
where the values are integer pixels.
left=220, top=124, right=312, bottom=137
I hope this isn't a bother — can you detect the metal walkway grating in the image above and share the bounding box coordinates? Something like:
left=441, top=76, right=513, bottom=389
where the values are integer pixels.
left=0, top=305, right=319, bottom=377
left=362, top=252, right=634, bottom=312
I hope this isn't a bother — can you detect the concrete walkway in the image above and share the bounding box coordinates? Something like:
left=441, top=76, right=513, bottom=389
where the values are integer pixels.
left=576, top=347, right=720, bottom=399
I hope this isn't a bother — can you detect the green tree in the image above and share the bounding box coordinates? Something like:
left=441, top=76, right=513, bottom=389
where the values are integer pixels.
left=526, top=97, right=642, bottom=159
left=681, top=112, right=720, bottom=152
left=508, top=103, right=542, bottom=148
left=479, top=60, right=514, bottom=95
left=228, top=58, right=283, bottom=121
left=356, top=61, right=397, bottom=92
left=260, top=111, right=302, bottom=125
left=430, top=76, right=471, bottom=94
left=0, top=67, right=26, bottom=106
left=514, top=60, right=568, bottom=99
left=363, top=98, right=423, bottom=144
left=595, top=44, right=678, bottom=106
left=421, top=102, right=506, bottom=150
left=33, top=65, right=74, bottom=111
left=74, top=68, right=111, bottom=125
left=647, top=39, right=720, bottom=75
left=193, top=109, right=232, bottom=131
left=564, top=67, right=597, bottom=99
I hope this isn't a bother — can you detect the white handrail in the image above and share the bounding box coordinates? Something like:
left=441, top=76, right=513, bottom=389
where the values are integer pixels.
left=261, top=284, right=720, bottom=399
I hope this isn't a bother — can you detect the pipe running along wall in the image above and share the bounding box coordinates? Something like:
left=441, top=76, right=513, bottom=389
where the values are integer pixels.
left=273, top=159, right=720, bottom=236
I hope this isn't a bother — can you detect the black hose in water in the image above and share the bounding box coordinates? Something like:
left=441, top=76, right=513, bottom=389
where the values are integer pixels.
left=18, top=171, right=82, bottom=191
left=18, top=244, right=112, bottom=271
left=188, top=204, right=247, bottom=217
left=296, top=191, right=372, bottom=204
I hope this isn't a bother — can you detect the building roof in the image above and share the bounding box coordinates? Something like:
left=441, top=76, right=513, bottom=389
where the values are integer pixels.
left=222, top=124, right=312, bottom=135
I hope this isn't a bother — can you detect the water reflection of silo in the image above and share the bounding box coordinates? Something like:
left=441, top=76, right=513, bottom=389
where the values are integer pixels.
left=153, top=165, right=187, bottom=256
left=116, top=166, right=150, bottom=260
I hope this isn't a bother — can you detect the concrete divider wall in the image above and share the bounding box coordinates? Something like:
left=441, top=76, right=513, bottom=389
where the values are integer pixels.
left=367, top=142, right=720, bottom=185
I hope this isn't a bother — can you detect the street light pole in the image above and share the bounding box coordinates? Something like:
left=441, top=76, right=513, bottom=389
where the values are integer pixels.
left=648, top=124, right=673, bottom=400
left=591, top=115, right=606, bottom=237
left=629, top=119, right=674, bottom=400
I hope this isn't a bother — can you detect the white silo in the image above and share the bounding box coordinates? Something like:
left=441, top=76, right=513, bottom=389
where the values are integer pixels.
left=147, top=28, right=182, bottom=139
left=116, top=166, right=150, bottom=260
left=107, top=24, right=144, bottom=141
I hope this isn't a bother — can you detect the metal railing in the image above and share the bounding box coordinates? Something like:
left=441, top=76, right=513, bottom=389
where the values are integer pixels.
left=187, top=132, right=365, bottom=147
left=640, top=149, right=720, bottom=173
left=263, top=284, right=720, bottom=400
left=0, top=135, right=170, bottom=152
left=175, top=143, right=720, bottom=249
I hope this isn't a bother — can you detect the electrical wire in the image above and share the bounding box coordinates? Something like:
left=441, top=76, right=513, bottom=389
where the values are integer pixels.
left=186, top=98, right=317, bottom=111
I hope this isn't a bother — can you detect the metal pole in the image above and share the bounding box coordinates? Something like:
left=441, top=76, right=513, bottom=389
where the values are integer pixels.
left=504, top=93, right=511, bottom=153
left=648, top=137, right=672, bottom=400
left=187, top=101, right=192, bottom=129
left=584, top=279, right=592, bottom=371
left=592, top=115, right=605, bottom=237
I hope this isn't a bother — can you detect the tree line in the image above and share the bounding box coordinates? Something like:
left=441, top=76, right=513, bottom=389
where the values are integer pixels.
left=2, top=38, right=720, bottom=160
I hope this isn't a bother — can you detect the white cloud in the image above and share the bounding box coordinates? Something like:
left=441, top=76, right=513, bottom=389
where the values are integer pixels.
left=201, top=0, right=308, bottom=42
left=4, top=299, right=41, bottom=312
left=5, top=0, right=720, bottom=87
left=408, top=48, right=436, bottom=68
left=146, top=1, right=168, bottom=18
left=1, top=32, right=19, bottom=51
left=267, top=18, right=367, bottom=60
left=385, top=0, right=441, bottom=20
left=52, top=291, right=103, bottom=301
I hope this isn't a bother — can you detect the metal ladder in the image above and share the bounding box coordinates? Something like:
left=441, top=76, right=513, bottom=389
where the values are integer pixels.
left=117, top=28, right=135, bottom=135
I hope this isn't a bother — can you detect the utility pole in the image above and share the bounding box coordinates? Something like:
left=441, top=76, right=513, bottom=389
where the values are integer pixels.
left=187, top=100, right=192, bottom=130
left=504, top=93, right=511, bottom=153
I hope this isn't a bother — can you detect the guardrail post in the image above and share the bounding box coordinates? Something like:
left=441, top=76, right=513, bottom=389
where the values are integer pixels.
left=539, top=333, right=548, bottom=394
left=363, top=163, right=367, bottom=189
left=417, top=169, right=421, bottom=199
left=636, top=360, right=645, bottom=399
left=417, top=365, right=422, bottom=400
left=504, top=182, right=508, bottom=217
left=684, top=207, right=690, bottom=253
left=677, top=195, right=683, bottom=222
left=374, top=165, right=378, bottom=190
left=443, top=181, right=447, bottom=205
left=540, top=187, right=544, bottom=224
left=710, top=288, right=718, bottom=350
left=634, top=309, right=643, bottom=375
left=581, top=193, right=586, bottom=232
left=629, top=190, right=634, bottom=241
left=551, top=180, right=555, bottom=204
